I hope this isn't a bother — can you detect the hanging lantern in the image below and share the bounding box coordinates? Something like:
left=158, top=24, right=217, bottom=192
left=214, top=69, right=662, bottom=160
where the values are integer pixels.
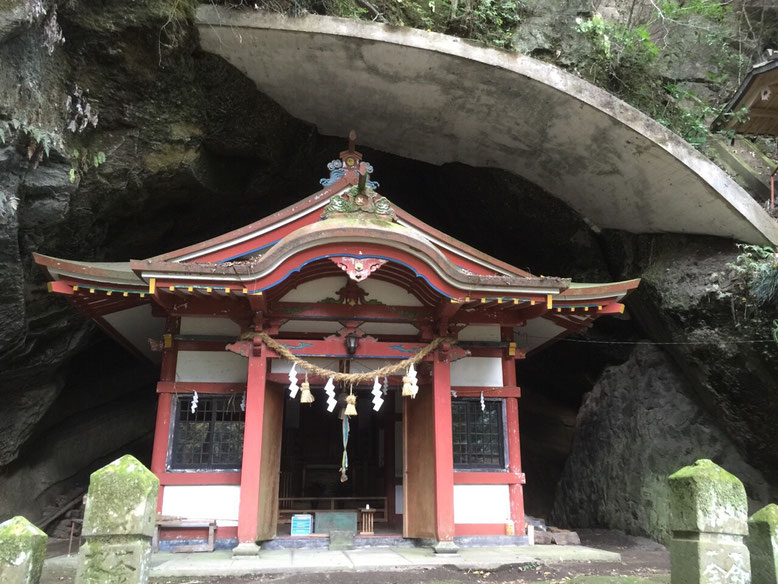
left=300, top=381, right=314, bottom=404
left=344, top=392, right=358, bottom=417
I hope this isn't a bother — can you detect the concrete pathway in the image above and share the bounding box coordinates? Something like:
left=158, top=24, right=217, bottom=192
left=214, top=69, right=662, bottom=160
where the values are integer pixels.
left=44, top=545, right=620, bottom=577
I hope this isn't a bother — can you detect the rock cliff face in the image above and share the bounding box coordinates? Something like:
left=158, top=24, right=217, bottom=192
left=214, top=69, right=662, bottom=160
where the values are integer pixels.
left=550, top=345, right=771, bottom=542
left=547, top=234, right=778, bottom=540
left=0, top=0, right=312, bottom=520
left=1, top=0, right=777, bottom=542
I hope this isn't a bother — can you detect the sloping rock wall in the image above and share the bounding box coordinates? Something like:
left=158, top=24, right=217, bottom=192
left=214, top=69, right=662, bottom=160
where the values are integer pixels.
left=551, top=344, right=772, bottom=542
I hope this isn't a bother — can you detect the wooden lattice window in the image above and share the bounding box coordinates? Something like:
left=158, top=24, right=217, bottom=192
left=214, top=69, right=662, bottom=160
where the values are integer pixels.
left=452, top=398, right=505, bottom=469
left=168, top=395, right=245, bottom=471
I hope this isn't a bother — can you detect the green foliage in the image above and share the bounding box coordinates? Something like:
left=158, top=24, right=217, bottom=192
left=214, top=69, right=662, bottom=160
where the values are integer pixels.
left=455, top=0, right=525, bottom=48
left=657, top=85, right=722, bottom=148
left=729, top=244, right=778, bottom=306
left=574, top=16, right=659, bottom=94
left=572, top=0, right=753, bottom=150
left=322, top=0, right=366, bottom=19
left=69, top=147, right=108, bottom=183
left=93, top=151, right=106, bottom=168
left=658, top=0, right=728, bottom=22
left=241, top=0, right=525, bottom=49
left=0, top=118, right=60, bottom=164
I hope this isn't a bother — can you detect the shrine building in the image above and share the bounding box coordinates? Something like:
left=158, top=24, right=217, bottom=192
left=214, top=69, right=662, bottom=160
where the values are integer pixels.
left=35, top=135, right=639, bottom=554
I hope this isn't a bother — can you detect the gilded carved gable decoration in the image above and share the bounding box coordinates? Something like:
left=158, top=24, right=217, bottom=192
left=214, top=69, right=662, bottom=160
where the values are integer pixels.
left=319, top=130, right=396, bottom=221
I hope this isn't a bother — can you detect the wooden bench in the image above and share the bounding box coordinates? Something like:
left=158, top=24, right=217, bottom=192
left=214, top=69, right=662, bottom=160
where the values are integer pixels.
left=153, top=519, right=216, bottom=553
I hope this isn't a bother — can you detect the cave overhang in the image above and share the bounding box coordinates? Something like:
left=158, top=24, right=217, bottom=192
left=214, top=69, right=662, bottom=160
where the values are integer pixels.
left=34, top=141, right=639, bottom=361
left=194, top=6, right=778, bottom=246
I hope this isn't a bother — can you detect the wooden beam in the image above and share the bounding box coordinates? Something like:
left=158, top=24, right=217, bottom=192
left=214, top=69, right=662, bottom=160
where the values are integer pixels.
left=159, top=472, right=241, bottom=486
left=272, top=302, right=431, bottom=323
left=451, top=386, right=521, bottom=398
left=152, top=290, right=252, bottom=319
left=247, top=292, right=266, bottom=314
left=434, top=298, right=463, bottom=325
left=48, top=281, right=75, bottom=295
left=454, top=472, right=525, bottom=485
left=229, top=337, right=435, bottom=360
left=156, top=381, right=246, bottom=394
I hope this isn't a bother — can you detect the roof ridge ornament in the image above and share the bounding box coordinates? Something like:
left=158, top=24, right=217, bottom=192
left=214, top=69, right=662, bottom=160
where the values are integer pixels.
left=321, top=131, right=396, bottom=221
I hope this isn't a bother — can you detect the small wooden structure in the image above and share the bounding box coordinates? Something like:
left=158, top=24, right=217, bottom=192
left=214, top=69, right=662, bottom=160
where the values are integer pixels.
left=35, top=133, right=639, bottom=550
left=360, top=508, right=376, bottom=535
left=714, top=52, right=778, bottom=136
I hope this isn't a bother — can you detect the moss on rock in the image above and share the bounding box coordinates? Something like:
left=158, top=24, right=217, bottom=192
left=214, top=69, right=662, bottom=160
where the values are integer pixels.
left=82, top=454, right=159, bottom=538
left=0, top=516, right=47, bottom=584
left=748, top=503, right=778, bottom=584
left=668, top=459, right=747, bottom=536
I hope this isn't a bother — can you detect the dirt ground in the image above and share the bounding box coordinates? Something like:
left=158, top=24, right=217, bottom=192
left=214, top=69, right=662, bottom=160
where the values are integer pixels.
left=42, top=529, right=670, bottom=584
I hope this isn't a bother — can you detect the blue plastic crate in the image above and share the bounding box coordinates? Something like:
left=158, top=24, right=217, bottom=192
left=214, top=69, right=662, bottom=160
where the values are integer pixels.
left=291, top=514, right=313, bottom=536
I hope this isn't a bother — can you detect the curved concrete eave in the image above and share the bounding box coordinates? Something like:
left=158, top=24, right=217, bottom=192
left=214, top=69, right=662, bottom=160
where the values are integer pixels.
left=196, top=6, right=778, bottom=245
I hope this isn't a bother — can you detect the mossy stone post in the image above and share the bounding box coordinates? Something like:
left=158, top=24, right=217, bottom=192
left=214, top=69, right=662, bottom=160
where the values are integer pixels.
left=748, top=504, right=778, bottom=584
left=0, top=516, right=48, bottom=584
left=668, top=459, right=751, bottom=584
left=76, top=455, right=159, bottom=584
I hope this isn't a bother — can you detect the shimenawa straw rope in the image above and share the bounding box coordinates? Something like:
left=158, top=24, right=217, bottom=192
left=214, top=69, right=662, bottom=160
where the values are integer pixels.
left=243, top=331, right=455, bottom=384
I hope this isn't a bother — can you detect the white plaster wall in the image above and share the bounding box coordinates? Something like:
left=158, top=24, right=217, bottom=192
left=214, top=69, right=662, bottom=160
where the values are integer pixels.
left=350, top=359, right=396, bottom=373
left=279, top=319, right=340, bottom=335
left=180, top=317, right=240, bottom=337
left=360, top=322, right=420, bottom=337
left=451, top=357, right=503, bottom=387
left=359, top=279, right=423, bottom=306
left=176, top=351, right=247, bottom=382
left=270, top=358, right=341, bottom=374
left=458, top=325, right=500, bottom=342
left=161, top=485, right=240, bottom=526
left=453, top=484, right=510, bottom=524
left=102, top=304, right=166, bottom=363
left=279, top=276, right=344, bottom=302
left=516, top=317, right=567, bottom=352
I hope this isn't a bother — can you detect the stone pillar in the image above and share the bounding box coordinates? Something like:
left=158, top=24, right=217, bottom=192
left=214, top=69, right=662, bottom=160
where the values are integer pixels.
left=748, top=504, right=778, bottom=584
left=76, top=454, right=159, bottom=584
left=668, top=459, right=751, bottom=584
left=0, top=516, right=47, bottom=584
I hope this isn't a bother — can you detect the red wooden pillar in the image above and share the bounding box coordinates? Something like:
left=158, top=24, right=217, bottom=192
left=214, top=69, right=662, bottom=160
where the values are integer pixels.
left=151, top=319, right=179, bottom=514
left=383, top=391, right=396, bottom=525
left=502, top=357, right=526, bottom=536
left=235, top=339, right=267, bottom=553
left=432, top=355, right=456, bottom=546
